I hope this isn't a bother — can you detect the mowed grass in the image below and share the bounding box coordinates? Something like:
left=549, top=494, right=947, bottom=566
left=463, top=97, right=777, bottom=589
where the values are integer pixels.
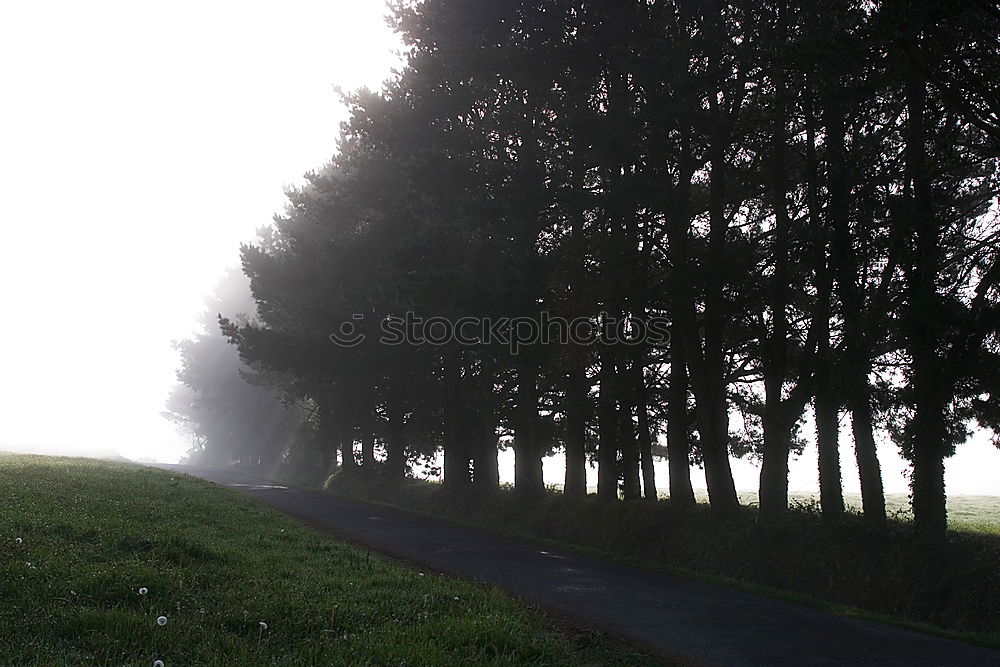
left=0, top=455, right=657, bottom=666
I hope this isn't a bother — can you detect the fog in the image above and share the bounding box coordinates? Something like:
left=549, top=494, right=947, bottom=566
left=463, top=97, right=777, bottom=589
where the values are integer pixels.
left=1, top=1, right=997, bottom=496
left=0, top=1, right=400, bottom=462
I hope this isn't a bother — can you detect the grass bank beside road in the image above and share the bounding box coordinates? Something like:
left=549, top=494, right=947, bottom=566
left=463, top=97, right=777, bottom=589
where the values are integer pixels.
left=0, top=454, right=656, bottom=665
left=326, top=471, right=1000, bottom=644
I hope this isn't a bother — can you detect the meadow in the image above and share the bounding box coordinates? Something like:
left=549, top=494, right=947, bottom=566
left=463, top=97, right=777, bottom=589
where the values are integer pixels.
left=0, top=454, right=655, bottom=666
left=721, top=492, right=1000, bottom=535
left=552, top=487, right=1000, bottom=535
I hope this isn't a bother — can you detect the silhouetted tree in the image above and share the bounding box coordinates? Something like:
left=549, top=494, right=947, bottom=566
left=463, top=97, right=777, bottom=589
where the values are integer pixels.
left=182, top=0, right=999, bottom=543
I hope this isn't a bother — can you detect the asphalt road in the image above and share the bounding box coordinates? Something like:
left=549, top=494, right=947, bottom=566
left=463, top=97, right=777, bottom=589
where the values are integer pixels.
left=168, top=465, right=1000, bottom=667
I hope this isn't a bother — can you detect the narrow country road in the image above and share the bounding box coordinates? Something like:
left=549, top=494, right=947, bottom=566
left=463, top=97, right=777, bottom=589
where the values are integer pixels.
left=167, top=465, right=1000, bottom=667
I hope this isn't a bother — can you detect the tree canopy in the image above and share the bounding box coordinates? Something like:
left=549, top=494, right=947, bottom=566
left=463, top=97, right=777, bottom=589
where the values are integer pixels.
left=174, top=0, right=1000, bottom=543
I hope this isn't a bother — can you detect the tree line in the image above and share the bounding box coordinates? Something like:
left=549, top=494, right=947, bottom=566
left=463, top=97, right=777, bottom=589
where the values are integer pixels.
left=173, top=0, right=1000, bottom=543
left=164, top=269, right=331, bottom=481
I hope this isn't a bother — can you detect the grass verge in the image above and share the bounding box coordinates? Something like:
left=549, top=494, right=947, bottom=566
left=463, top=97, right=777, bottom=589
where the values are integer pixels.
left=0, top=454, right=660, bottom=666
left=325, top=470, right=1000, bottom=645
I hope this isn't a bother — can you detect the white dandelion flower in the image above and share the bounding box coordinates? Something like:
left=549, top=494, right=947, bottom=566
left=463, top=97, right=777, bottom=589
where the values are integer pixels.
left=259, top=621, right=268, bottom=630
left=153, top=661, right=164, bottom=667
left=156, top=616, right=168, bottom=626
left=14, top=537, right=22, bottom=544
left=139, top=587, right=148, bottom=595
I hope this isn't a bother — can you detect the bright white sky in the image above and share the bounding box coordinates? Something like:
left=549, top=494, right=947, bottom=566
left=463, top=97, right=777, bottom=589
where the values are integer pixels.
left=0, top=1, right=996, bottom=495
left=0, top=0, right=401, bottom=462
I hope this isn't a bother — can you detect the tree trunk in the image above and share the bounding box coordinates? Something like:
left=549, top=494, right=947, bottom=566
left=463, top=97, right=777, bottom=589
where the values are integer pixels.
left=668, top=138, right=738, bottom=514
left=564, top=148, right=589, bottom=496
left=472, top=360, right=500, bottom=491
left=514, top=358, right=544, bottom=495
left=694, top=365, right=738, bottom=514
left=443, top=349, right=471, bottom=487
left=905, top=58, right=948, bottom=542
left=825, top=96, right=886, bottom=527
left=340, top=426, right=356, bottom=472
left=849, top=383, right=887, bottom=525
left=656, top=12, right=739, bottom=514
left=759, top=37, right=792, bottom=519
left=385, top=383, right=407, bottom=479
left=759, top=413, right=790, bottom=517
left=815, top=382, right=844, bottom=519
left=318, top=403, right=340, bottom=478
left=618, top=358, right=642, bottom=501
left=804, top=82, right=844, bottom=520
left=597, top=346, right=619, bottom=500
left=318, top=408, right=336, bottom=479
left=911, top=390, right=949, bottom=542
left=667, top=323, right=696, bottom=506
left=360, top=430, right=375, bottom=468
left=360, top=381, right=377, bottom=467
left=564, top=358, right=589, bottom=495
left=472, top=408, right=500, bottom=491
left=631, top=356, right=658, bottom=501
left=698, top=25, right=740, bottom=515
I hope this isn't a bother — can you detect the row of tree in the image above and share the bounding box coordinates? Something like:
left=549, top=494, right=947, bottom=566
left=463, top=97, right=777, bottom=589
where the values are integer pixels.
left=175, top=0, right=1000, bottom=542
left=164, top=270, right=329, bottom=484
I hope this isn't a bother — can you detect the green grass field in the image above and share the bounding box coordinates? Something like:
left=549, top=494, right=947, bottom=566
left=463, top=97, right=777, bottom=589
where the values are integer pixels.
left=569, top=487, right=1000, bottom=535
left=920, top=495, right=1000, bottom=535
left=715, top=492, right=1000, bottom=535
left=0, top=454, right=656, bottom=666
